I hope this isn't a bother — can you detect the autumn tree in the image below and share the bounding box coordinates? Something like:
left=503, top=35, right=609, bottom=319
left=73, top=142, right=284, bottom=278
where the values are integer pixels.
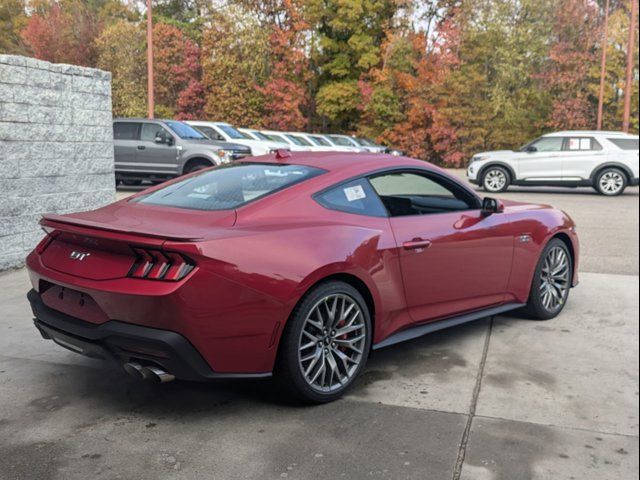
left=201, top=6, right=269, bottom=127
left=540, top=0, right=600, bottom=130
left=153, top=22, right=204, bottom=119
left=309, top=0, right=399, bottom=131
left=96, top=20, right=147, bottom=117
left=0, top=0, right=27, bottom=55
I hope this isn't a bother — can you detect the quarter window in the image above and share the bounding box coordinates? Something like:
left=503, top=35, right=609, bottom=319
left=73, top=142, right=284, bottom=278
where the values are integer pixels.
left=608, top=138, right=639, bottom=150
left=315, top=179, right=387, bottom=217
left=369, top=172, right=477, bottom=217
left=113, top=122, right=139, bottom=140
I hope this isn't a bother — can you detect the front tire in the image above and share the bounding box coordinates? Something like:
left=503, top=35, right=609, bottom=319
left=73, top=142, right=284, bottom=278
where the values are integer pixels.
left=482, top=166, right=511, bottom=193
left=594, top=168, right=627, bottom=196
left=522, top=238, right=572, bottom=320
left=276, top=281, right=372, bottom=403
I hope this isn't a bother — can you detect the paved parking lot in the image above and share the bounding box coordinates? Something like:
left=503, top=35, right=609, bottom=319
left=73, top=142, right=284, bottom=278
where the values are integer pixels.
left=1, top=177, right=638, bottom=479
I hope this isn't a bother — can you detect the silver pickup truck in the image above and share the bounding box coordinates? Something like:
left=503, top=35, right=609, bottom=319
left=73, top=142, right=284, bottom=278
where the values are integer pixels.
left=113, top=118, right=252, bottom=185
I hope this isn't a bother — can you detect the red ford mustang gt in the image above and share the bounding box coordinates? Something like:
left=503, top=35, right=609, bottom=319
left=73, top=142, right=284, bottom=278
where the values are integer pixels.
left=26, top=152, right=579, bottom=403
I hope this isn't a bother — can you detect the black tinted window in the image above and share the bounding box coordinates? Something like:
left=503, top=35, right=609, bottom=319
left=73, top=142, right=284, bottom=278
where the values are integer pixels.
left=135, top=163, right=324, bottom=211
left=316, top=179, right=387, bottom=217
left=113, top=122, right=139, bottom=140
left=608, top=138, right=639, bottom=150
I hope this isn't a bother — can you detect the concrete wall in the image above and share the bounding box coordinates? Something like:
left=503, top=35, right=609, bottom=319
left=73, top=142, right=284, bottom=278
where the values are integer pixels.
left=0, top=55, right=115, bottom=271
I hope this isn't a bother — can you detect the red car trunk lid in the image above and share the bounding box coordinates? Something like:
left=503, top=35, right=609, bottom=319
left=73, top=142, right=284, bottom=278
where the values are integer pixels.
left=39, top=202, right=237, bottom=280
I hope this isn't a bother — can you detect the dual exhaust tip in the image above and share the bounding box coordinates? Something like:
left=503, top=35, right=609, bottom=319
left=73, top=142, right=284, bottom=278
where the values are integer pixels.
left=123, top=362, right=175, bottom=383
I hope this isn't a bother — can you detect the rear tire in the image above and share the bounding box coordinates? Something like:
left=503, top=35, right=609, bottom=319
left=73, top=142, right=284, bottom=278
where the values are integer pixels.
left=275, top=281, right=372, bottom=404
left=482, top=166, right=511, bottom=193
left=594, top=168, right=627, bottom=196
left=521, top=238, right=572, bottom=320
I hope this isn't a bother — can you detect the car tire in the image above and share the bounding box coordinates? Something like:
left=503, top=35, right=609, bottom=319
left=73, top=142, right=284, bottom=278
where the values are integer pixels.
left=482, top=166, right=511, bottom=193
left=122, top=179, right=142, bottom=186
left=521, top=238, right=573, bottom=321
left=594, top=168, right=627, bottom=196
left=275, top=281, right=372, bottom=404
left=184, top=160, right=213, bottom=175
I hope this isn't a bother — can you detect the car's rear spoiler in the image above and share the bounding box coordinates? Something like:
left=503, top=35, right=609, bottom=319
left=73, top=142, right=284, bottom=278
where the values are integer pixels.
left=40, top=214, right=204, bottom=242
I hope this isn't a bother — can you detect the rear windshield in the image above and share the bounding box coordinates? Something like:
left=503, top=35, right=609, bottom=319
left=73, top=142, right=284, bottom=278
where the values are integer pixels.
left=134, top=163, right=324, bottom=211
left=608, top=138, right=639, bottom=150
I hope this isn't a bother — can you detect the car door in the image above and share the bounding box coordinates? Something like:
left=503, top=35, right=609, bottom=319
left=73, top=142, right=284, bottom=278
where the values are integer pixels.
left=113, top=122, right=141, bottom=173
left=515, top=136, right=564, bottom=181
left=369, top=170, right=514, bottom=323
left=136, top=122, right=179, bottom=176
left=561, top=136, right=605, bottom=181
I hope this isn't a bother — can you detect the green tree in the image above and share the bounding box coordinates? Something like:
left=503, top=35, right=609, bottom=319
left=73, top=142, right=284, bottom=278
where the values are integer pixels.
left=96, top=20, right=147, bottom=117
left=309, top=0, right=398, bottom=130
left=0, top=0, right=27, bottom=54
left=201, top=5, right=269, bottom=126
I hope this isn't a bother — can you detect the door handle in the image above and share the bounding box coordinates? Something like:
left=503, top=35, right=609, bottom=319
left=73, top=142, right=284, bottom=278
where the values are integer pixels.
left=403, top=238, right=432, bottom=250
left=137, top=145, right=146, bottom=150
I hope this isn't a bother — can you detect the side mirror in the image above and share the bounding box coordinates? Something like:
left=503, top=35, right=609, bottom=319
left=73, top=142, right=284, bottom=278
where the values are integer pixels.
left=525, top=145, right=537, bottom=153
left=155, top=133, right=173, bottom=145
left=482, top=197, right=505, bottom=216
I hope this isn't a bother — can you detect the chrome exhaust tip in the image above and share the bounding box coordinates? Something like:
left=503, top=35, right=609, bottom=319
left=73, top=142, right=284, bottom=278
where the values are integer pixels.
left=140, top=366, right=175, bottom=384
left=123, top=362, right=145, bottom=379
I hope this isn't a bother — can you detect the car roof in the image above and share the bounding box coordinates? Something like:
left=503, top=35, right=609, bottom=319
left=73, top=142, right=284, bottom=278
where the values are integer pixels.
left=240, top=151, right=432, bottom=174
left=114, top=118, right=175, bottom=123
left=545, top=130, right=637, bottom=137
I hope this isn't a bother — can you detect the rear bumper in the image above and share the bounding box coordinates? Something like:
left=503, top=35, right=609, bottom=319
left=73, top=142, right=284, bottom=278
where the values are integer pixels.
left=28, top=289, right=271, bottom=381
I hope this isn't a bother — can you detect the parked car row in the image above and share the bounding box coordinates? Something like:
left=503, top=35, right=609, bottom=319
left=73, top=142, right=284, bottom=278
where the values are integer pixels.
left=113, top=117, right=395, bottom=186
left=185, top=120, right=391, bottom=155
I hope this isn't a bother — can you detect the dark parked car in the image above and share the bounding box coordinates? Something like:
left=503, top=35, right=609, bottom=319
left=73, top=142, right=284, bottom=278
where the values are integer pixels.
left=113, top=118, right=251, bottom=185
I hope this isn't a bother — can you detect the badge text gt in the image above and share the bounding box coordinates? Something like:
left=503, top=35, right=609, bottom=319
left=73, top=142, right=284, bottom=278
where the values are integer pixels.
left=69, top=251, right=91, bottom=261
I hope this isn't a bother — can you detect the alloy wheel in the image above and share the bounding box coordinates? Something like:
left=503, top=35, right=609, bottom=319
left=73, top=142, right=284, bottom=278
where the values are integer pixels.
left=298, top=293, right=367, bottom=393
left=539, top=246, right=570, bottom=312
left=599, top=171, right=624, bottom=195
left=484, top=169, right=507, bottom=192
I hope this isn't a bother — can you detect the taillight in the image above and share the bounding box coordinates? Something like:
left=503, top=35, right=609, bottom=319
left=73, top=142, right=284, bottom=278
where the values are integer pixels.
left=128, top=247, right=195, bottom=281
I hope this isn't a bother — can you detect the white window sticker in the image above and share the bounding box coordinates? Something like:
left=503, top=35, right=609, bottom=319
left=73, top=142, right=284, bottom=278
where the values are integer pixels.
left=568, top=138, right=580, bottom=150
left=579, top=138, right=590, bottom=150
left=344, top=185, right=366, bottom=202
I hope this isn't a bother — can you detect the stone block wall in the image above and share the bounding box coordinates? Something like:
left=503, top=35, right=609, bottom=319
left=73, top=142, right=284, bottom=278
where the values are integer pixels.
left=0, top=55, right=115, bottom=270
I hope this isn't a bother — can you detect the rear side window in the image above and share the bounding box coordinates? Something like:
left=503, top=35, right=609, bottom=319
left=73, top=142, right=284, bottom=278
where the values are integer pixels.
left=114, top=122, right=139, bottom=140
left=566, top=137, right=602, bottom=151
left=315, top=179, right=387, bottom=217
left=608, top=138, right=639, bottom=150
left=134, top=163, right=324, bottom=211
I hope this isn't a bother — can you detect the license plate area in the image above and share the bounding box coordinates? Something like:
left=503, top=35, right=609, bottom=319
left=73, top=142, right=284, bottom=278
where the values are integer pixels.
left=40, top=283, right=108, bottom=325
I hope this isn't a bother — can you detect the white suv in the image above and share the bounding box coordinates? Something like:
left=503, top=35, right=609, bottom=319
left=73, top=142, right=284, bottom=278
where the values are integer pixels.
left=467, top=131, right=639, bottom=196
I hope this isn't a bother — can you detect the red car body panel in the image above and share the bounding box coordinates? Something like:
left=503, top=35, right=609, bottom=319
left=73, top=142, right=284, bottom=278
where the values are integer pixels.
left=25, top=153, right=579, bottom=376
